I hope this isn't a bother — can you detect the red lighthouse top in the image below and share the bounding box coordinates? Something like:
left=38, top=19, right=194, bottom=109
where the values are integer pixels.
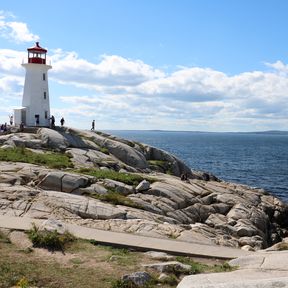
left=27, top=42, right=47, bottom=64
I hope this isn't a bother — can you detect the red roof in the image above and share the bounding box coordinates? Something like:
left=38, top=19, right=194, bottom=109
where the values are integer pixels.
left=27, top=42, right=47, bottom=53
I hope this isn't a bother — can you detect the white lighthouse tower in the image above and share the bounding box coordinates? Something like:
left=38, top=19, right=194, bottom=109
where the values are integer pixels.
left=14, top=42, right=52, bottom=127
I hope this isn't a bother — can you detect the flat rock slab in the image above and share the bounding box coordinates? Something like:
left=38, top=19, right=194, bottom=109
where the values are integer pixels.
left=178, top=275, right=288, bottom=288
left=230, top=250, right=288, bottom=270
left=177, top=250, right=288, bottom=288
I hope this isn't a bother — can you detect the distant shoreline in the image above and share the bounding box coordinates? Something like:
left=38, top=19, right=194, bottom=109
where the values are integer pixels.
left=104, top=129, right=288, bottom=135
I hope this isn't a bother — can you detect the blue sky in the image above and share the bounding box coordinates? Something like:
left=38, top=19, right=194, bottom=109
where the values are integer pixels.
left=0, top=0, right=288, bottom=131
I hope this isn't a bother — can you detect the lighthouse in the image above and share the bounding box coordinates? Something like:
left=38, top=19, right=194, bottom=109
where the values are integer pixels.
left=14, top=42, right=52, bottom=127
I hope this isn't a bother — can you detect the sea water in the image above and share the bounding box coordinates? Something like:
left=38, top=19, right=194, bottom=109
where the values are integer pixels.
left=106, top=130, right=288, bottom=202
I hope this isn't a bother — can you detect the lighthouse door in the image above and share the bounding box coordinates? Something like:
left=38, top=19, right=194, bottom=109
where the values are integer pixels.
left=35, top=114, right=40, bottom=126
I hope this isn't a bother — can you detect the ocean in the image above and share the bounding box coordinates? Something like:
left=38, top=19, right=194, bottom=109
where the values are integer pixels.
left=105, top=130, right=288, bottom=202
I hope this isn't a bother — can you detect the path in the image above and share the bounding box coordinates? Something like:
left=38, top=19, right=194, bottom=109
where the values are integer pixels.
left=0, top=215, right=251, bottom=260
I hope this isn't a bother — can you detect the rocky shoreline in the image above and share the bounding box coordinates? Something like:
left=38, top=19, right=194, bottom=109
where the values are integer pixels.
left=0, top=127, right=287, bottom=251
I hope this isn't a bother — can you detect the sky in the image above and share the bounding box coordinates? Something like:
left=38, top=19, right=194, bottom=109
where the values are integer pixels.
left=0, top=0, right=288, bottom=132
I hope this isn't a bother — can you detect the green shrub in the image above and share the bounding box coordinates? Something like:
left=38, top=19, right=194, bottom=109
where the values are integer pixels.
left=27, top=224, right=75, bottom=251
left=0, top=147, right=73, bottom=169
left=16, top=276, right=29, bottom=288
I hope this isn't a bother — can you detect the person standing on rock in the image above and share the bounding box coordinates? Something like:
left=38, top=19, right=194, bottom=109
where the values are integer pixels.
left=91, top=120, right=95, bottom=131
left=60, top=117, right=65, bottom=127
left=50, top=115, right=55, bottom=129
left=9, top=115, right=13, bottom=126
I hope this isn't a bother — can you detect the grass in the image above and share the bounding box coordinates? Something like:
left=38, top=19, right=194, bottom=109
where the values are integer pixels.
left=175, top=256, right=235, bottom=274
left=88, top=191, right=141, bottom=208
left=148, top=160, right=173, bottom=175
left=0, top=230, right=10, bottom=244
left=27, top=224, right=75, bottom=251
left=76, top=167, right=150, bottom=186
left=274, top=242, right=288, bottom=251
left=0, top=147, right=73, bottom=169
left=100, top=147, right=109, bottom=154
left=0, top=236, right=236, bottom=288
left=111, top=278, right=156, bottom=288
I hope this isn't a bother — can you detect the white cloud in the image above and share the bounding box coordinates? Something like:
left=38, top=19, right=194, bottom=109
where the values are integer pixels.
left=52, top=56, right=288, bottom=130
left=1, top=39, right=288, bottom=131
left=50, top=50, right=164, bottom=89
left=0, top=11, right=39, bottom=43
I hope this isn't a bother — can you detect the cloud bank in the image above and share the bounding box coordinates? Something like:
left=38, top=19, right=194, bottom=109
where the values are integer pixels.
left=0, top=13, right=287, bottom=131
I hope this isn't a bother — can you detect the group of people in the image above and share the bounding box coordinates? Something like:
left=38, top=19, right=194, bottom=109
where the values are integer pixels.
left=0, top=115, right=14, bottom=133
left=3, top=114, right=96, bottom=132
left=50, top=115, right=65, bottom=129
left=0, top=123, right=8, bottom=133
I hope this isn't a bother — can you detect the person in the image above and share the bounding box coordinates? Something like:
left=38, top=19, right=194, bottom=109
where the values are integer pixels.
left=91, top=120, right=95, bottom=130
left=9, top=115, right=13, bottom=126
left=50, top=115, right=55, bottom=129
left=180, top=173, right=188, bottom=181
left=60, top=117, right=65, bottom=127
left=20, top=122, right=24, bottom=132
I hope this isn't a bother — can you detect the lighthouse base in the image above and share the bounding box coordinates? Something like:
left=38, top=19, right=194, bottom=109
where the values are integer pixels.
left=14, top=107, right=50, bottom=128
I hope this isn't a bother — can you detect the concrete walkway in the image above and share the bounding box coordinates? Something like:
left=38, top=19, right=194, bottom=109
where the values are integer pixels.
left=0, top=215, right=251, bottom=260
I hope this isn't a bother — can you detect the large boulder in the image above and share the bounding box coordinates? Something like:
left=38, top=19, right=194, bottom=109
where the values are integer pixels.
left=37, top=190, right=127, bottom=220
left=38, top=171, right=93, bottom=193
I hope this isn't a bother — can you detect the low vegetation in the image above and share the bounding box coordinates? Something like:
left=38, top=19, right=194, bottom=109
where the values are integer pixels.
left=89, top=191, right=142, bottom=209
left=100, top=147, right=110, bottom=154
left=27, top=224, right=75, bottom=251
left=76, top=167, right=151, bottom=186
left=148, top=160, right=173, bottom=174
left=0, top=147, right=73, bottom=169
left=0, top=230, right=10, bottom=244
left=0, top=233, right=235, bottom=288
left=175, top=256, right=235, bottom=274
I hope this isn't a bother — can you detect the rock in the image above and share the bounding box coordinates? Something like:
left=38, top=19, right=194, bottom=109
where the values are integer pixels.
left=227, top=203, right=250, bottom=220
left=38, top=171, right=92, bottom=193
left=144, top=145, right=191, bottom=177
left=136, top=180, right=150, bottom=192
left=122, top=271, right=152, bottom=287
left=144, top=251, right=175, bottom=261
left=38, top=128, right=69, bottom=150
left=234, top=220, right=258, bottom=237
left=205, top=213, right=228, bottom=228
left=0, top=129, right=288, bottom=251
left=9, top=231, right=33, bottom=250
left=79, top=183, right=108, bottom=195
left=39, top=190, right=127, bottom=220
left=38, top=218, right=67, bottom=234
left=102, top=179, right=134, bottom=195
left=143, top=261, right=191, bottom=274
left=241, top=245, right=255, bottom=251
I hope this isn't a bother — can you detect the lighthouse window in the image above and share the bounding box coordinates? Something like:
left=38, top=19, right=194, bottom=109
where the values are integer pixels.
left=45, top=111, right=48, bottom=119
left=43, top=73, right=46, bottom=81
left=44, top=92, right=47, bottom=99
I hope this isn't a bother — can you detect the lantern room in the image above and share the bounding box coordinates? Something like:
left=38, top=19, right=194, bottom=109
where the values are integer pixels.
left=27, top=42, right=47, bottom=64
